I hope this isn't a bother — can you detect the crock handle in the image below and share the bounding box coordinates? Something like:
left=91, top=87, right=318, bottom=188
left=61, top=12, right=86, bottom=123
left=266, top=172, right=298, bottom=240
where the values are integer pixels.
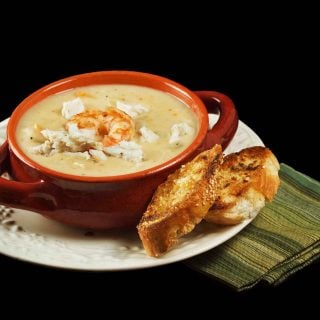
left=194, top=91, right=238, bottom=150
left=0, top=140, right=45, bottom=209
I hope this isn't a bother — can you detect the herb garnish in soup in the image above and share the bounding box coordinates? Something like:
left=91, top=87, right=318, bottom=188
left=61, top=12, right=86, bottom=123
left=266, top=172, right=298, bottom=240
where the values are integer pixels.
left=16, top=85, right=198, bottom=176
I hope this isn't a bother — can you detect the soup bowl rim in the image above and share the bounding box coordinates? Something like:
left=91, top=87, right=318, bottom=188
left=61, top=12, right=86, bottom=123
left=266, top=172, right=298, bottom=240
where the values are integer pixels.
left=7, top=70, right=209, bottom=182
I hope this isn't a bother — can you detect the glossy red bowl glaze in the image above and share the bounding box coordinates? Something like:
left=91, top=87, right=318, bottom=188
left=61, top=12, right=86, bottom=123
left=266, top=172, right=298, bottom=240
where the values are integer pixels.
left=0, top=71, right=238, bottom=229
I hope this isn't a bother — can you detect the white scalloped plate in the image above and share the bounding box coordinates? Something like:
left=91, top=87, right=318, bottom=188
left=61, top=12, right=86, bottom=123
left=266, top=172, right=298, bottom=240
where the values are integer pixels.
left=0, top=115, right=263, bottom=270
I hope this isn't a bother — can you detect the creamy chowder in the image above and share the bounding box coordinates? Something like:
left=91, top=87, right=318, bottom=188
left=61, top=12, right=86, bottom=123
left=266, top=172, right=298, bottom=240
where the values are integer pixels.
left=16, top=85, right=198, bottom=176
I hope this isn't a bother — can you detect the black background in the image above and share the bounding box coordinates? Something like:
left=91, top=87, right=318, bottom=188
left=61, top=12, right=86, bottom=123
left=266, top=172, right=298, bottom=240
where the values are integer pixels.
left=0, top=9, right=319, bottom=312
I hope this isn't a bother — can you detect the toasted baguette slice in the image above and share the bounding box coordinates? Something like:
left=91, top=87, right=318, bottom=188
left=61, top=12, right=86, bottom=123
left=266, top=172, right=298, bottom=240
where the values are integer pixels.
left=137, top=145, right=222, bottom=257
left=205, top=146, right=280, bottom=225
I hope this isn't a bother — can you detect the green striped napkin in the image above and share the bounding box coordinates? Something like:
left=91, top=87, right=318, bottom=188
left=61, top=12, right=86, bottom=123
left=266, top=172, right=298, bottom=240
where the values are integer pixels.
left=185, top=164, right=320, bottom=291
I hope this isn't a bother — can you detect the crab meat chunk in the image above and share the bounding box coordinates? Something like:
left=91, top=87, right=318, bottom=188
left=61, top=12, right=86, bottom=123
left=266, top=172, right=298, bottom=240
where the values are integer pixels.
left=61, top=98, right=85, bottom=119
left=105, top=141, right=143, bottom=163
left=169, top=123, right=194, bottom=144
left=139, top=126, right=159, bottom=143
left=116, top=101, right=149, bottom=118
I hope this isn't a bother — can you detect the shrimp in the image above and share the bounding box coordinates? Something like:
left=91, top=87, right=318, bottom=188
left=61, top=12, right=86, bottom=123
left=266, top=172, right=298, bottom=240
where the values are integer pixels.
left=67, top=107, right=135, bottom=146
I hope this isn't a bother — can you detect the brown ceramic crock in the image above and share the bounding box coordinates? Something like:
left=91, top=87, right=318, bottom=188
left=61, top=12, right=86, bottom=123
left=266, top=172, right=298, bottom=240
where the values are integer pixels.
left=0, top=71, right=238, bottom=229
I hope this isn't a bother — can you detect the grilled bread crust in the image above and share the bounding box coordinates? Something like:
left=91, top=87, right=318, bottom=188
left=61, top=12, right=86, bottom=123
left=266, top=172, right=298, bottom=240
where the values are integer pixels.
left=137, top=145, right=222, bottom=257
left=205, top=146, right=280, bottom=225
